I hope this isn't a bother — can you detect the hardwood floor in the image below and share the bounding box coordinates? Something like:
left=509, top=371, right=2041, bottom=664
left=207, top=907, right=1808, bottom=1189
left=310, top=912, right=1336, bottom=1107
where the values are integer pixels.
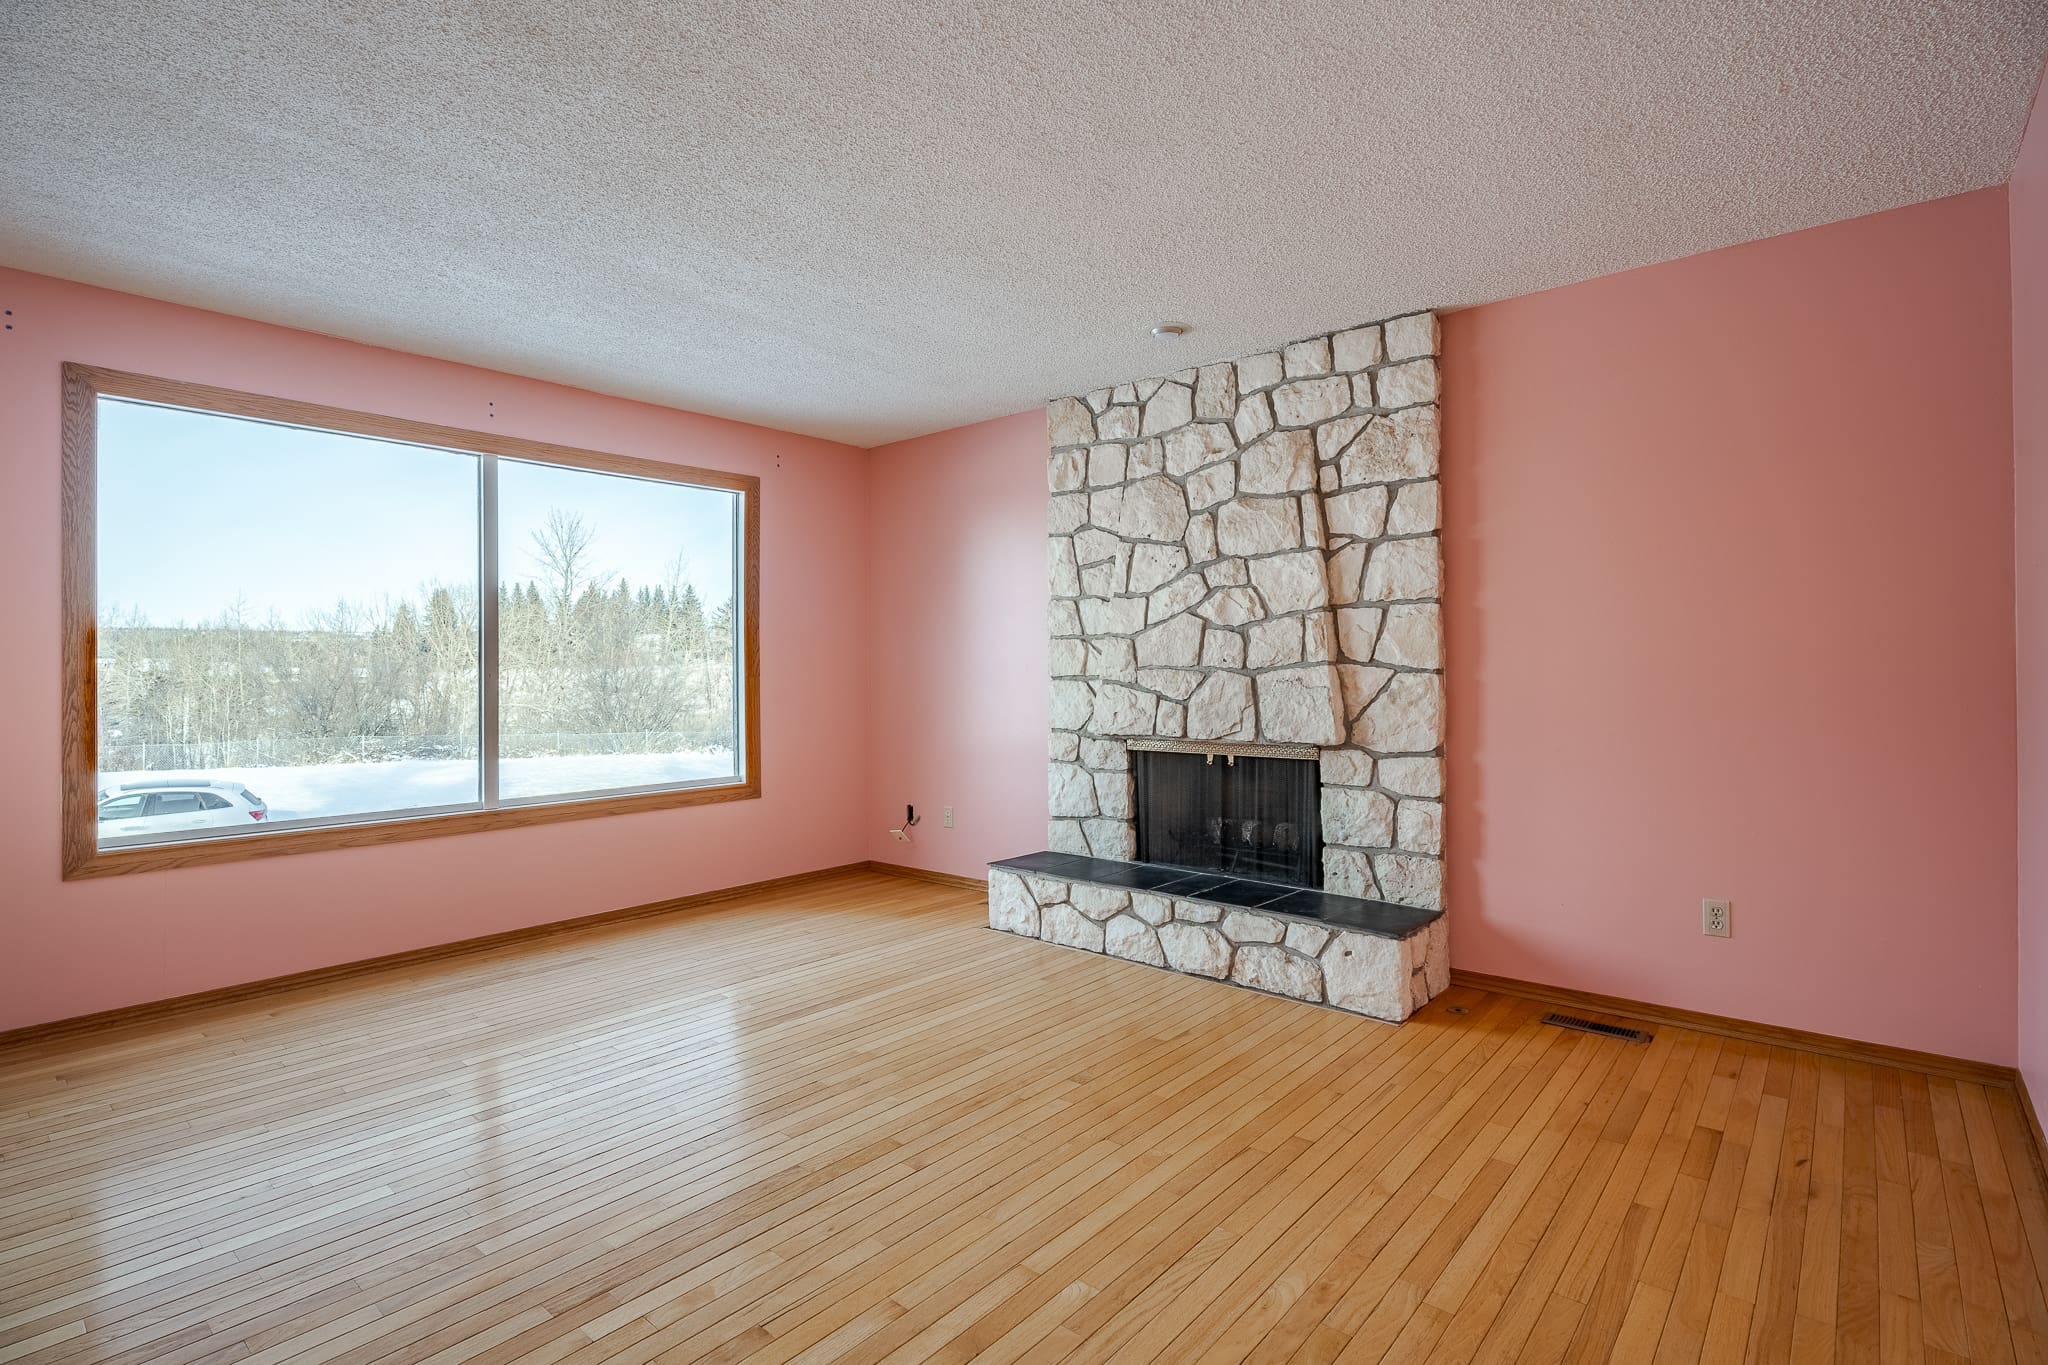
left=2, top=868, right=2046, bottom=1364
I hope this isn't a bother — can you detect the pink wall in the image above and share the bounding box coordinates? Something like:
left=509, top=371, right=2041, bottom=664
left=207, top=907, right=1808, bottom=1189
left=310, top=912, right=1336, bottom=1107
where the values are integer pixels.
left=0, top=267, right=872, bottom=1033
left=847, top=190, right=2022, bottom=1065
left=3, top=186, right=2030, bottom=1067
left=2014, top=76, right=2048, bottom=1112
left=864, top=412, right=1049, bottom=877
left=1443, top=188, right=2019, bottom=1065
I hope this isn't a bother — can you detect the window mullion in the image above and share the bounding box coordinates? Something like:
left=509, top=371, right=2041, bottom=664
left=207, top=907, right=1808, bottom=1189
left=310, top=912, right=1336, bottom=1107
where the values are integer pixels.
left=480, top=453, right=501, bottom=809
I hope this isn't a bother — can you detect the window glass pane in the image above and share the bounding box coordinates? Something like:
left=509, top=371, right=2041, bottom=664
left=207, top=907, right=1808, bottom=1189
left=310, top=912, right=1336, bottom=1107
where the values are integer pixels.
left=496, top=458, right=742, bottom=800
left=97, top=795, right=147, bottom=820
left=96, top=398, right=481, bottom=845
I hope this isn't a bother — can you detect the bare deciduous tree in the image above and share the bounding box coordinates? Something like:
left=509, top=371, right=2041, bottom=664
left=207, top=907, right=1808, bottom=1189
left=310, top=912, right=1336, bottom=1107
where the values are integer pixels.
left=100, top=506, right=736, bottom=773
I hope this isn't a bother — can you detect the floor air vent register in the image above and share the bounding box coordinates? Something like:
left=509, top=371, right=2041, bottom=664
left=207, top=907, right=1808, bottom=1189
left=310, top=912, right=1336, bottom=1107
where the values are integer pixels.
left=1541, top=1012, right=1653, bottom=1044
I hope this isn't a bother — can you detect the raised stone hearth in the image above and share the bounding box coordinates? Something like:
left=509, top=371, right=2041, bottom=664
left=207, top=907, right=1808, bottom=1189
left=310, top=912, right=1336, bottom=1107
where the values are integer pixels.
left=988, top=852, right=1447, bottom=1022
left=1004, top=312, right=1450, bottom=1019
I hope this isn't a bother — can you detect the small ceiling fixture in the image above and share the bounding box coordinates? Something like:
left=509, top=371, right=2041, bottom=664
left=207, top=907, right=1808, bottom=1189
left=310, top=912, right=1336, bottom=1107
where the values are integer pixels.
left=1151, top=321, right=1192, bottom=338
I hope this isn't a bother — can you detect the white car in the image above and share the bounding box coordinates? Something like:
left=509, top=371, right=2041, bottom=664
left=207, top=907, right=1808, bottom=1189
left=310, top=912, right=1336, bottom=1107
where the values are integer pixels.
left=96, top=779, right=271, bottom=840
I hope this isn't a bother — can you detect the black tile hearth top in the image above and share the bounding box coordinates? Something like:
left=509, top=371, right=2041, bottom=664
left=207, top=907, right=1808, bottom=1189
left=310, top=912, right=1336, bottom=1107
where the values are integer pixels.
left=988, top=851, right=1441, bottom=942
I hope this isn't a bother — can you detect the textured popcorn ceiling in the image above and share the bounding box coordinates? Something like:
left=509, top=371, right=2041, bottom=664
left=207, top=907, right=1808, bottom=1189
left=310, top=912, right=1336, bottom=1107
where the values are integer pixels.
left=2, top=1, right=2043, bottom=445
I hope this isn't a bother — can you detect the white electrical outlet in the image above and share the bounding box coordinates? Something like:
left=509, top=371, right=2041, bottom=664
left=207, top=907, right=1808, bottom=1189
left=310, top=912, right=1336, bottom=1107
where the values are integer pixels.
left=943, top=805, right=954, bottom=828
left=1702, top=898, right=1731, bottom=938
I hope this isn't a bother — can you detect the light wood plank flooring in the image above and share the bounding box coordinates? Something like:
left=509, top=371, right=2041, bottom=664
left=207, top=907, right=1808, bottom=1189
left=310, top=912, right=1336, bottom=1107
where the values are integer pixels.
left=3, top=867, right=2047, bottom=1363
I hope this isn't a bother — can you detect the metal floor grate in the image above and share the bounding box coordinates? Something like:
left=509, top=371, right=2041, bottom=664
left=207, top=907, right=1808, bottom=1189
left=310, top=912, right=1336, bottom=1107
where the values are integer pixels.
left=1542, top=1012, right=1653, bottom=1044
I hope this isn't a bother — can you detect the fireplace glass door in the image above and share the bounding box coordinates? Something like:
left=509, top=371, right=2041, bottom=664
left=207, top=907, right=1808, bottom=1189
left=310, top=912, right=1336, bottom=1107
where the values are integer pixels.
left=1132, top=750, right=1321, bottom=888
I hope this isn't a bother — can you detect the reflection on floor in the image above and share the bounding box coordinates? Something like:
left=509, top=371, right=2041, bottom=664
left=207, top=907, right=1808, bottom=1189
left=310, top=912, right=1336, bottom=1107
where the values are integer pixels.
left=1, top=867, right=2045, bottom=1363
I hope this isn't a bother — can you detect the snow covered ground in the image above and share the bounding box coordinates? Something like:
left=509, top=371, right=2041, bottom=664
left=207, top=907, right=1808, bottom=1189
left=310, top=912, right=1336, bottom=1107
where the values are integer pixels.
left=100, top=752, right=737, bottom=822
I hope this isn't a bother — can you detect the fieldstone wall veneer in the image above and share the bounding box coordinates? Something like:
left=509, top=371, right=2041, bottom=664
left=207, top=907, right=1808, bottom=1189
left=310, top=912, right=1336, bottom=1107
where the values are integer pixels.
left=989, top=867, right=1448, bottom=1022
left=1043, top=312, right=1446, bottom=910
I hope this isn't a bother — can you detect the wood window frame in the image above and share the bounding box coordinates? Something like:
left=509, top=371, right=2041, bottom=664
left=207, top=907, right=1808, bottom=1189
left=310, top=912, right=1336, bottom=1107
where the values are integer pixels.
left=61, top=363, right=762, bottom=880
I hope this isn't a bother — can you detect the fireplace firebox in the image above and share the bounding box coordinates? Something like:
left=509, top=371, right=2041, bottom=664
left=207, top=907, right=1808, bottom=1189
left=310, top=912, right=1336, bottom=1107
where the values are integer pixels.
left=1132, top=746, right=1322, bottom=889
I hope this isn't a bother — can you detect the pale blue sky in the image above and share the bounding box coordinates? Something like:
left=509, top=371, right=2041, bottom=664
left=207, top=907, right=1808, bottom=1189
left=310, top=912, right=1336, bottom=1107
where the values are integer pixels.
left=98, top=398, right=738, bottom=627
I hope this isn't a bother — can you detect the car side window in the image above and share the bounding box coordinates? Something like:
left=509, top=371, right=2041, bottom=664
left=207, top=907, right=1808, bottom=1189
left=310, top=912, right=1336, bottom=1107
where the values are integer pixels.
left=152, top=792, right=206, bottom=815
left=197, top=792, right=232, bottom=809
left=98, top=795, right=147, bottom=821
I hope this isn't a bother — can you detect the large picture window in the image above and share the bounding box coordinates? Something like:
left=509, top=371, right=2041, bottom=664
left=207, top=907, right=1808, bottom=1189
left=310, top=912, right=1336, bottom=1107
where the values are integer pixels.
left=62, top=365, right=759, bottom=878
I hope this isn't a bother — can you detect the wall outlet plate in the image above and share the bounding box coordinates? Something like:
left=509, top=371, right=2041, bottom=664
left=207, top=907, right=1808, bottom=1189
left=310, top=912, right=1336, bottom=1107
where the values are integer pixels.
left=1702, top=898, right=1731, bottom=938
left=943, top=805, right=954, bottom=828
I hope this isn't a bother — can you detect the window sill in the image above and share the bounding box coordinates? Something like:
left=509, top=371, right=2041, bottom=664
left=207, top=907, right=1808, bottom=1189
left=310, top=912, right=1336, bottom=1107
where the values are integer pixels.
left=63, top=778, right=760, bottom=880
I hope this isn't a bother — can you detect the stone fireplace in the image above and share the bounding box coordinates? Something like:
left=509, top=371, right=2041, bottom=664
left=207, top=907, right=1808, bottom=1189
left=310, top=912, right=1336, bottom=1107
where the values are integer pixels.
left=989, top=311, right=1448, bottom=1022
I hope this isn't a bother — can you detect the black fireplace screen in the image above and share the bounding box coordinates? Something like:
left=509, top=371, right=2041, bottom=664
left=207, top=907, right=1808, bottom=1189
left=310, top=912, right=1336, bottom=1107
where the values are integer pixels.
left=1133, top=749, right=1322, bottom=888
